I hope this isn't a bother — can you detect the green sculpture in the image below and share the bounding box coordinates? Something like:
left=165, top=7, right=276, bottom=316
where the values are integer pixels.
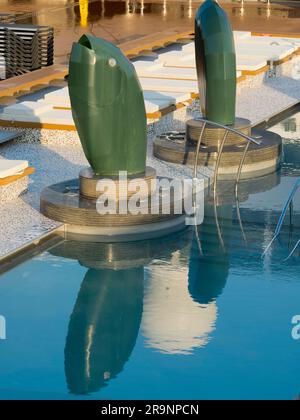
left=195, top=0, right=236, bottom=125
left=69, top=34, right=147, bottom=176
left=65, top=267, right=143, bottom=394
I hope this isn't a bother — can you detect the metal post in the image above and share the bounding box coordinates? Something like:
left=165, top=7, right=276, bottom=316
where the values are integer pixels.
left=213, top=130, right=229, bottom=199
left=190, top=118, right=260, bottom=251
left=192, top=121, right=206, bottom=210
left=193, top=121, right=206, bottom=180
left=289, top=200, right=294, bottom=228
left=262, top=178, right=300, bottom=257
left=213, top=197, right=225, bottom=252
left=235, top=140, right=250, bottom=197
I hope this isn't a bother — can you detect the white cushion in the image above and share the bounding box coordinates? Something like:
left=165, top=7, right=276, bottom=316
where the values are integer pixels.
left=139, top=77, right=198, bottom=93
left=0, top=160, right=28, bottom=179
left=0, top=101, right=52, bottom=117
left=144, top=100, right=161, bottom=113
left=133, top=61, right=163, bottom=71
left=234, top=31, right=252, bottom=40
left=43, top=88, right=70, bottom=104
left=136, top=66, right=197, bottom=81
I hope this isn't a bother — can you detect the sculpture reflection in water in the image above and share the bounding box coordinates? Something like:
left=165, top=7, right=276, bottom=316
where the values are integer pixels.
left=188, top=169, right=281, bottom=319
left=188, top=205, right=232, bottom=307
left=142, top=167, right=279, bottom=355
left=142, top=206, right=232, bottom=355
left=64, top=267, right=143, bottom=395
left=50, top=232, right=191, bottom=395
left=52, top=170, right=282, bottom=394
left=142, top=253, right=219, bottom=355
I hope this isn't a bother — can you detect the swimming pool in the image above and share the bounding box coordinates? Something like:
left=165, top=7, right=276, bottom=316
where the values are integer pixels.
left=0, top=114, right=300, bottom=400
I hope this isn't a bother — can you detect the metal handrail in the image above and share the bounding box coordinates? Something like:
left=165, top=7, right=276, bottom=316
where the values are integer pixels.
left=262, top=178, right=300, bottom=257
left=192, top=118, right=261, bottom=253
left=192, top=118, right=261, bottom=200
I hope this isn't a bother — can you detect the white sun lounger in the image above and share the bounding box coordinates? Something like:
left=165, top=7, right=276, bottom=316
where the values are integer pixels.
left=157, top=50, right=195, bottom=64
left=236, top=45, right=295, bottom=61
left=144, top=92, right=191, bottom=113
left=179, top=37, right=295, bottom=67
left=160, top=51, right=271, bottom=73
left=0, top=160, right=28, bottom=179
left=0, top=107, right=74, bottom=126
left=0, top=130, right=23, bottom=145
left=183, top=35, right=300, bottom=55
left=0, top=159, right=34, bottom=202
left=136, top=66, right=197, bottom=81
left=143, top=91, right=190, bottom=102
left=139, top=77, right=198, bottom=93
left=143, top=91, right=191, bottom=103
left=0, top=101, right=52, bottom=118
left=0, top=90, right=192, bottom=127
left=240, top=36, right=300, bottom=50
left=43, top=88, right=70, bottom=107
left=236, top=57, right=268, bottom=71
left=133, top=61, right=163, bottom=72
left=42, top=88, right=190, bottom=115
left=234, top=31, right=252, bottom=40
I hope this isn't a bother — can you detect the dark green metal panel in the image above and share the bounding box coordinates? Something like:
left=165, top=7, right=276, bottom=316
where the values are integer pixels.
left=195, top=0, right=236, bottom=125
left=68, top=34, right=147, bottom=176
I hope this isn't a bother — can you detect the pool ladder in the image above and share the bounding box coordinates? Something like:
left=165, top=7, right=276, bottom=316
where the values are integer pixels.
left=262, top=178, right=300, bottom=260
left=192, top=118, right=262, bottom=252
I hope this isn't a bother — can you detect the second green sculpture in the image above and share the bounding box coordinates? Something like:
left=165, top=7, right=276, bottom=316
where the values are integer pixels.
left=195, top=0, right=236, bottom=125
left=68, top=34, right=147, bottom=176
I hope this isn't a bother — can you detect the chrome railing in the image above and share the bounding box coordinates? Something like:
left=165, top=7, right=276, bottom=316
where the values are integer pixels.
left=192, top=118, right=261, bottom=253
left=262, top=178, right=300, bottom=257
left=191, top=120, right=299, bottom=260
left=192, top=118, right=261, bottom=198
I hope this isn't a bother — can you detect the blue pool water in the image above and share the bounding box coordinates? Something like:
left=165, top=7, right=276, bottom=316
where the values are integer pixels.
left=0, top=115, right=300, bottom=400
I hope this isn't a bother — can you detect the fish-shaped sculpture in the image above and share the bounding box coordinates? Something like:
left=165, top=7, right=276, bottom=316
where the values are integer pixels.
left=195, top=0, right=236, bottom=125
left=69, top=34, right=147, bottom=176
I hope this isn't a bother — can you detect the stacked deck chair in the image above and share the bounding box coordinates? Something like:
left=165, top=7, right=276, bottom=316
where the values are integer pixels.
left=0, top=15, right=16, bottom=77
left=0, top=24, right=54, bottom=80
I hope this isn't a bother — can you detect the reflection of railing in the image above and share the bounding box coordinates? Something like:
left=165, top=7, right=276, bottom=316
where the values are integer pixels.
left=193, top=118, right=261, bottom=252
left=284, top=238, right=300, bottom=261
left=263, top=178, right=300, bottom=257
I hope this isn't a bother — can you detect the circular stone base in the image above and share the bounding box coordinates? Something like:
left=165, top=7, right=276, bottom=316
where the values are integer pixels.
left=186, top=117, right=251, bottom=148
left=153, top=128, right=282, bottom=180
left=80, top=166, right=157, bottom=200
left=40, top=177, right=189, bottom=242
